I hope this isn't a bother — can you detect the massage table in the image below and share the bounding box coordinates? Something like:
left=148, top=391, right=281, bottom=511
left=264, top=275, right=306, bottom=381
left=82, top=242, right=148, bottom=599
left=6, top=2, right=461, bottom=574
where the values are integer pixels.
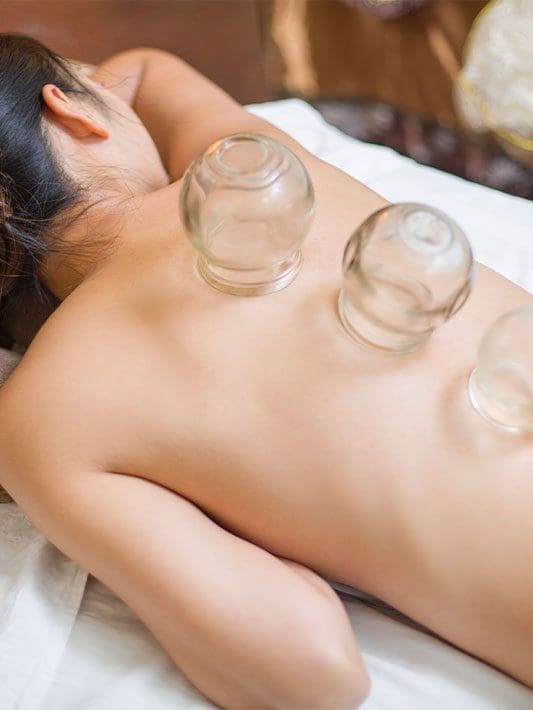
left=1, top=98, right=532, bottom=709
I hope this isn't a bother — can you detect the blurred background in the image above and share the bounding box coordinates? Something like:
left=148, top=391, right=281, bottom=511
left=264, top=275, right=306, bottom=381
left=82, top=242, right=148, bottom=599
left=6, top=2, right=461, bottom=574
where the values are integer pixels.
left=2, top=0, right=531, bottom=198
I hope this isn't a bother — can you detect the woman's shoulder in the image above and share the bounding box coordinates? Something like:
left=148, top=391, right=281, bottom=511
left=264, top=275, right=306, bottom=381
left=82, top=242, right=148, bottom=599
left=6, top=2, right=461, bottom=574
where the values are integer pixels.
left=0, top=271, right=143, bottom=496
left=0, top=177, right=188, bottom=404
left=0, top=259, right=138, bottom=423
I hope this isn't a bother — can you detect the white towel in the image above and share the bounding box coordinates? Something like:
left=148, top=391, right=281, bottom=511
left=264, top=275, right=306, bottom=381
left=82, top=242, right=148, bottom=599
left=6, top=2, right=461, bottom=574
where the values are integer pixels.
left=0, top=504, right=87, bottom=709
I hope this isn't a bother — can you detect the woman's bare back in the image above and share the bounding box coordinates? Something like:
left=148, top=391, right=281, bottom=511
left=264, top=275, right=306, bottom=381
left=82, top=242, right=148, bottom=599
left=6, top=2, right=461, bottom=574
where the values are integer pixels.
left=3, top=36, right=530, bottom=707
left=2, top=143, right=532, bottom=691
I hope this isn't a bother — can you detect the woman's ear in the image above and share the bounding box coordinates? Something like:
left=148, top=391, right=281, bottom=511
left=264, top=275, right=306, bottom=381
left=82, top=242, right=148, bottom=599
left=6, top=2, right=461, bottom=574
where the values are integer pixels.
left=41, top=84, right=109, bottom=139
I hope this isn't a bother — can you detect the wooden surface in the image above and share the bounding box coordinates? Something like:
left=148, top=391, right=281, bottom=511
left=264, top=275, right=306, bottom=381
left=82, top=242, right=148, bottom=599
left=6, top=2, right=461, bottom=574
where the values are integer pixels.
left=272, top=0, right=487, bottom=128
left=0, top=0, right=276, bottom=104
left=308, top=0, right=487, bottom=126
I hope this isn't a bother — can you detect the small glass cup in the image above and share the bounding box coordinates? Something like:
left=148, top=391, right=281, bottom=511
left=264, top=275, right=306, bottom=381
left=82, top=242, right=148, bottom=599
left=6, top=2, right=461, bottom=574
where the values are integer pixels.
left=338, top=203, right=474, bottom=354
left=468, top=306, right=533, bottom=433
left=180, top=133, right=315, bottom=296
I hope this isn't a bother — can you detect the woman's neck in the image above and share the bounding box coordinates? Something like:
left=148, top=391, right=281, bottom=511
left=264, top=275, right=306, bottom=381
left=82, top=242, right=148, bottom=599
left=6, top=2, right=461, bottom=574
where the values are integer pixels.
left=39, top=191, right=137, bottom=300
left=40, top=178, right=183, bottom=301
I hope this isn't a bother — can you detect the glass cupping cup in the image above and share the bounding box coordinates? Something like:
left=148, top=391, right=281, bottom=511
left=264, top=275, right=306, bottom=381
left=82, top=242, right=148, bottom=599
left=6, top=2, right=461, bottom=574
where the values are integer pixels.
left=468, top=306, right=533, bottom=433
left=180, top=133, right=315, bottom=296
left=338, top=203, right=474, bottom=354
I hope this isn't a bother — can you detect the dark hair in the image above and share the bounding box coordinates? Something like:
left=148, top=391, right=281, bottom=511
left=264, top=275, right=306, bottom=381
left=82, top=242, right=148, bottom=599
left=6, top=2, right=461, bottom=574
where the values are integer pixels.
left=0, top=33, right=106, bottom=310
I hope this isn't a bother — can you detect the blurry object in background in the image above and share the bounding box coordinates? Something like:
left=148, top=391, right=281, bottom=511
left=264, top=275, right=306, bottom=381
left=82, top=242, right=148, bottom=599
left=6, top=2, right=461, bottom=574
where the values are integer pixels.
left=272, top=0, right=532, bottom=199
left=316, top=98, right=533, bottom=200
left=343, top=0, right=427, bottom=20
left=272, top=0, right=486, bottom=127
left=454, top=0, right=533, bottom=168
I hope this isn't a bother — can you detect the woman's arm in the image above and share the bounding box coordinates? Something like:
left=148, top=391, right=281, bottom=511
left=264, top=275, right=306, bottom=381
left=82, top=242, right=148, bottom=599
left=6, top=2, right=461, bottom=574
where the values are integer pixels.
left=0, top=431, right=368, bottom=708
left=89, top=48, right=318, bottom=181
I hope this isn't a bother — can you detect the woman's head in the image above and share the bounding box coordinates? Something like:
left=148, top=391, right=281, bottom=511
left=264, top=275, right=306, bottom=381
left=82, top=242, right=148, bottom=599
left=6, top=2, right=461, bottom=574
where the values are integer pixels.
left=0, top=33, right=167, bottom=308
left=0, top=34, right=109, bottom=303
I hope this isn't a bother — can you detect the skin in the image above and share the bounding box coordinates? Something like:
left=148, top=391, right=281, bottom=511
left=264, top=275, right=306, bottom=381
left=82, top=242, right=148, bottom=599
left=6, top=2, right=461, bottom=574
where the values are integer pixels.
left=0, top=49, right=532, bottom=707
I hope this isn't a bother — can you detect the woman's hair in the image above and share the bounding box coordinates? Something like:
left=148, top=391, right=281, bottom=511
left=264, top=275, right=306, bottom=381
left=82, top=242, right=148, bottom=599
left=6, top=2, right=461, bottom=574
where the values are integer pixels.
left=0, top=33, right=107, bottom=310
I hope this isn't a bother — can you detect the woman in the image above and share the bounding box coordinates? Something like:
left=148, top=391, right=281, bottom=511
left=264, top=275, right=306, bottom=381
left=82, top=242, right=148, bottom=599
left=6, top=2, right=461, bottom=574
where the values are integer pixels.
left=0, top=34, right=531, bottom=708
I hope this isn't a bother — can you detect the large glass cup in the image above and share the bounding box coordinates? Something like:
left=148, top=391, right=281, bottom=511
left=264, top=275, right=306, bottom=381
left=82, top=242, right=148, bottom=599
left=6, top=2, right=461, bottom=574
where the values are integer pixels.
left=468, top=306, right=533, bottom=433
left=180, top=133, right=315, bottom=296
left=338, top=203, right=474, bottom=354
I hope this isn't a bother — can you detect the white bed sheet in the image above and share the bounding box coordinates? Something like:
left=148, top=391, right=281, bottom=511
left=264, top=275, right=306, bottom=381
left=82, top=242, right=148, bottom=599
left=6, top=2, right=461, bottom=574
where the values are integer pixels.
left=1, top=98, right=532, bottom=710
